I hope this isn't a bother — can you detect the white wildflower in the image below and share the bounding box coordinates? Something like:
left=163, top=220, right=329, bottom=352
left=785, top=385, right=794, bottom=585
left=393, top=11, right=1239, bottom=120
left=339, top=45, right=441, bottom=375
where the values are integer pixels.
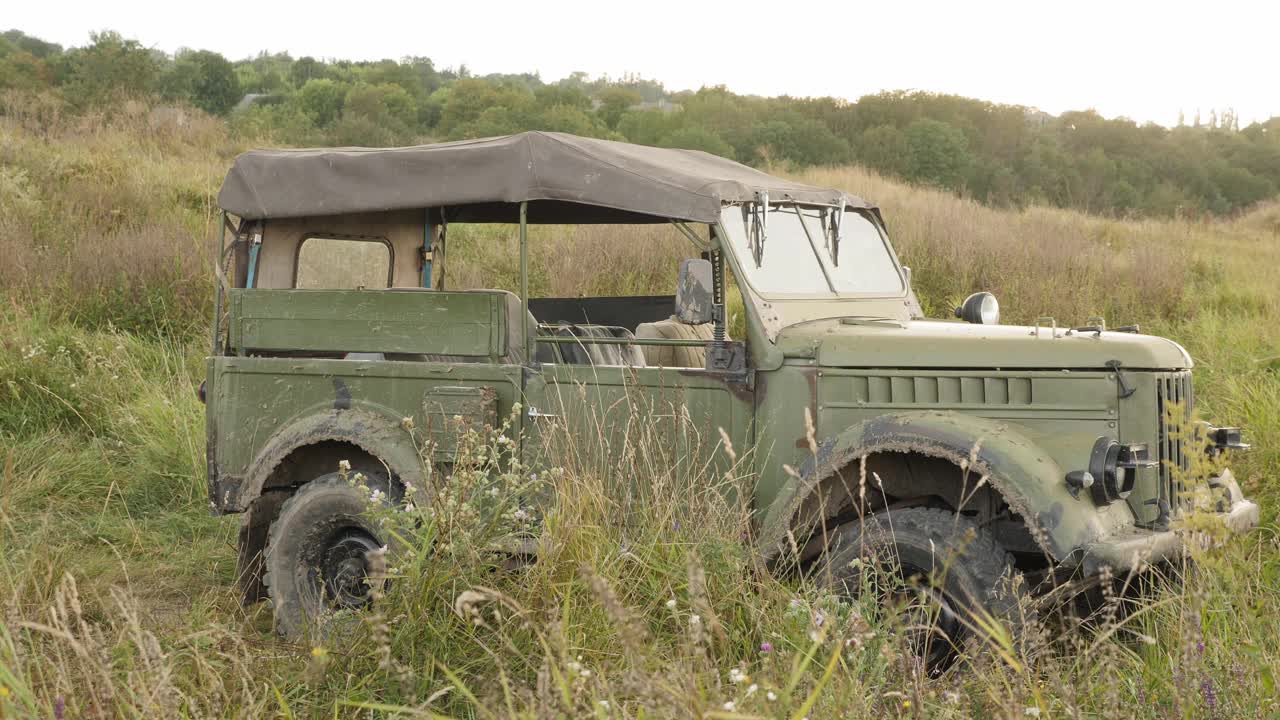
left=746, top=683, right=758, bottom=697
left=689, top=614, right=701, bottom=626
left=665, top=598, right=677, bottom=609
left=767, top=691, right=777, bottom=702
left=728, top=667, right=746, bottom=684
left=722, top=701, right=736, bottom=712
left=1024, top=708, right=1041, bottom=718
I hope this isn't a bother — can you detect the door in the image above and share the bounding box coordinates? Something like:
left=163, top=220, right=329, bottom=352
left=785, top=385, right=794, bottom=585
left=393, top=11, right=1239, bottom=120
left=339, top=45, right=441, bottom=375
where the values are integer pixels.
left=521, top=364, right=753, bottom=523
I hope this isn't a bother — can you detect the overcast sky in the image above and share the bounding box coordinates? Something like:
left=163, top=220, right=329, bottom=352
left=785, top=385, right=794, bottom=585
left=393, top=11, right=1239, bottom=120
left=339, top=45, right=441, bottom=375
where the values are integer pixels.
left=9, top=0, right=1278, bottom=128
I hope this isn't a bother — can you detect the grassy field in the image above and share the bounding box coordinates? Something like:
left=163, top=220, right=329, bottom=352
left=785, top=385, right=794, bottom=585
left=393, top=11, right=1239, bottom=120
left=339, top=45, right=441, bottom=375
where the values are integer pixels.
left=2, top=105, right=1280, bottom=718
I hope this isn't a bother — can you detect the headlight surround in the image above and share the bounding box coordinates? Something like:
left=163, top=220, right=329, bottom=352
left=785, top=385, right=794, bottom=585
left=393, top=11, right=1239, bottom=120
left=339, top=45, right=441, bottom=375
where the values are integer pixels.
left=1085, top=437, right=1155, bottom=505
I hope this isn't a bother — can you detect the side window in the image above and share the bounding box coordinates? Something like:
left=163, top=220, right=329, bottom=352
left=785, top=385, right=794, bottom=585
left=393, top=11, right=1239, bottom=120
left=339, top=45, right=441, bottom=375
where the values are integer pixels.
left=295, top=236, right=393, bottom=289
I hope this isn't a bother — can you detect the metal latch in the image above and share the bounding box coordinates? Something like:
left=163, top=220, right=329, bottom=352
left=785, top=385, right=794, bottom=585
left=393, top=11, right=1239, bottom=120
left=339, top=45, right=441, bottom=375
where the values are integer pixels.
left=1105, top=359, right=1136, bottom=399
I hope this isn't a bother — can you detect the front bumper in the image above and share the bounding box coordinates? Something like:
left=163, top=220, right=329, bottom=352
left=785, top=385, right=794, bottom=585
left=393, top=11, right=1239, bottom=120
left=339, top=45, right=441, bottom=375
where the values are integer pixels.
left=1080, top=469, right=1260, bottom=574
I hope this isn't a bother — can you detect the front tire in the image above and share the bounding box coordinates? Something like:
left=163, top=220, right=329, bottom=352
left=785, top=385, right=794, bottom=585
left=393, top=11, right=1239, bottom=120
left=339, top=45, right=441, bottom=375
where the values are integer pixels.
left=817, top=506, right=1031, bottom=673
left=264, top=470, right=400, bottom=640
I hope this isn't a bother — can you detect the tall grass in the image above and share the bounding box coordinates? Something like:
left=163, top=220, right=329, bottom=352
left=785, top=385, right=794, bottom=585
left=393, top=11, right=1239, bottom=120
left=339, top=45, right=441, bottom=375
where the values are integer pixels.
left=2, top=102, right=1279, bottom=717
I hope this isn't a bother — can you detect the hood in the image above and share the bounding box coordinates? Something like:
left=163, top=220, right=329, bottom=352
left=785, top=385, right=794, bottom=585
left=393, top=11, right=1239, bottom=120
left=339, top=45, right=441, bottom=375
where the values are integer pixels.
left=786, top=320, right=1192, bottom=370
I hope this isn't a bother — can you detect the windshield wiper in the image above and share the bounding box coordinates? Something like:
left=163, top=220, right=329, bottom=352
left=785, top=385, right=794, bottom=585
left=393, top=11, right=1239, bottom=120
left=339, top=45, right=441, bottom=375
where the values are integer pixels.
left=822, top=199, right=844, bottom=266
left=793, top=205, right=838, bottom=293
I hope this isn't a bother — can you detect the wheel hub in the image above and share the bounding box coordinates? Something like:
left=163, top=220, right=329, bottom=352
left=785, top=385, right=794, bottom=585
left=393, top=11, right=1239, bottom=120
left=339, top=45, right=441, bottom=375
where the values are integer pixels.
left=320, top=530, right=383, bottom=608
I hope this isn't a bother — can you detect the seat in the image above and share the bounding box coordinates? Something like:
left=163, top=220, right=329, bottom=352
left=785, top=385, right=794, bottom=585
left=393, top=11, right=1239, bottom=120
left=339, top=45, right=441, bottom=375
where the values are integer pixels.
left=546, top=324, right=646, bottom=366
left=634, top=316, right=717, bottom=367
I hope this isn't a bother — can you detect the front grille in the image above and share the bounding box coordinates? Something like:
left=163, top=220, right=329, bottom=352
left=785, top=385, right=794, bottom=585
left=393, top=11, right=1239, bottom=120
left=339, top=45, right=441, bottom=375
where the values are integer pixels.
left=1155, top=371, right=1194, bottom=510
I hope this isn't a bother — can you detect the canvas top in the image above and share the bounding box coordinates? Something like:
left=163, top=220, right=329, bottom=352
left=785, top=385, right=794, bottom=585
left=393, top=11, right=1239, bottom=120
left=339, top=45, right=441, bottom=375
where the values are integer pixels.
left=218, top=131, right=875, bottom=224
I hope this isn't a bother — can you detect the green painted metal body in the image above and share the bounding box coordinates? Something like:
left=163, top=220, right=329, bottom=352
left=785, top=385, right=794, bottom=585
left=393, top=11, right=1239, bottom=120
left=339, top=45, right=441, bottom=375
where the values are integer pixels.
left=205, top=208, right=1256, bottom=576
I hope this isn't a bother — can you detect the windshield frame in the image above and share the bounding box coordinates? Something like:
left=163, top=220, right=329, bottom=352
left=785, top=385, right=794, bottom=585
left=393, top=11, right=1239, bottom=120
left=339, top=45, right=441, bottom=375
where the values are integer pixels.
left=717, top=202, right=908, bottom=302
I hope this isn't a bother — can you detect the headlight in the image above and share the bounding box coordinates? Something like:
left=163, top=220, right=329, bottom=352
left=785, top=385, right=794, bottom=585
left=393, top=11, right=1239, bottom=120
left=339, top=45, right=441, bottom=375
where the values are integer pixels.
left=1082, top=437, right=1156, bottom=505
left=955, top=292, right=1000, bottom=325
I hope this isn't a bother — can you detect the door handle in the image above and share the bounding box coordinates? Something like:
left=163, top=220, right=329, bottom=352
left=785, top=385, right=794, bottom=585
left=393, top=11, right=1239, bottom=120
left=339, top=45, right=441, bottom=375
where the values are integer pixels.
left=527, top=406, right=559, bottom=419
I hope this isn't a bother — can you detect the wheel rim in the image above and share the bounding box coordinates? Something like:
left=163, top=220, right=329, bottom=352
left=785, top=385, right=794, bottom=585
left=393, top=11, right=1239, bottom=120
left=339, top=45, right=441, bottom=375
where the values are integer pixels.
left=842, top=556, right=967, bottom=673
left=893, top=563, right=965, bottom=672
left=316, top=528, right=383, bottom=608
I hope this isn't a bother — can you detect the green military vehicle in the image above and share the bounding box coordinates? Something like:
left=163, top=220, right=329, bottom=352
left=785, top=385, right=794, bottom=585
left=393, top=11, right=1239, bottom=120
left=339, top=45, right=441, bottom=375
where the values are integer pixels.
left=205, top=131, right=1258, bottom=658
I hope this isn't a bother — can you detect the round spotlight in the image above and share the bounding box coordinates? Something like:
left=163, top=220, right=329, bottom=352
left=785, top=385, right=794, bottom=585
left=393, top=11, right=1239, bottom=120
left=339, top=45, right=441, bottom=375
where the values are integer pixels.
left=954, top=292, right=1000, bottom=325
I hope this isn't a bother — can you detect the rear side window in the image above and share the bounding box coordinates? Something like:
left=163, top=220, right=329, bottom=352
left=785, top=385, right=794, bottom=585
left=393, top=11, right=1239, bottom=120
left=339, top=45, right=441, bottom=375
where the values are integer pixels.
left=295, top=236, right=393, bottom=289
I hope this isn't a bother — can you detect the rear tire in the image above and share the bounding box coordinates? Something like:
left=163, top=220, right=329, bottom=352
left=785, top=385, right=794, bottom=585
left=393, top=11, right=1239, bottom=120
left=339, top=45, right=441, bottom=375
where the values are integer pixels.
left=817, top=506, right=1031, bottom=673
left=264, top=469, right=401, bottom=640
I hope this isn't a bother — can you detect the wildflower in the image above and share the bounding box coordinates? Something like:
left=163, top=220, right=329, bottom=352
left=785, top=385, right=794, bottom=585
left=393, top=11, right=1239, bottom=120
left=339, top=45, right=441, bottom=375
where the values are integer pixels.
left=759, top=641, right=773, bottom=653
left=1201, top=677, right=1217, bottom=711
left=728, top=667, right=747, bottom=684
left=1024, top=707, right=1041, bottom=717
left=311, top=646, right=328, bottom=658
left=666, top=598, right=677, bottom=609
left=766, top=691, right=778, bottom=702
left=746, top=684, right=758, bottom=697
left=401, top=416, right=415, bottom=430
left=404, top=482, right=416, bottom=494
left=902, top=700, right=912, bottom=709
left=0, top=686, right=11, bottom=698
left=513, top=508, right=530, bottom=522
left=689, top=614, right=702, bottom=626
left=370, top=488, right=384, bottom=503
left=339, top=459, right=352, bottom=471
left=722, top=701, right=736, bottom=712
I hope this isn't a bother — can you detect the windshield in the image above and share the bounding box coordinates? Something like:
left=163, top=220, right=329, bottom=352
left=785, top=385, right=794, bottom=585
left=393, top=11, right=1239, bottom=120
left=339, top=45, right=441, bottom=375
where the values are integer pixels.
left=719, top=204, right=903, bottom=297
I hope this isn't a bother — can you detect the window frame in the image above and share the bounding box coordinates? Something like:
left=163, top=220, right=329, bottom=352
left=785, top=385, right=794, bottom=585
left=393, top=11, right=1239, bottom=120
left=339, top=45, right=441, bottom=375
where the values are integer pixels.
left=719, top=204, right=908, bottom=301
left=292, top=232, right=395, bottom=289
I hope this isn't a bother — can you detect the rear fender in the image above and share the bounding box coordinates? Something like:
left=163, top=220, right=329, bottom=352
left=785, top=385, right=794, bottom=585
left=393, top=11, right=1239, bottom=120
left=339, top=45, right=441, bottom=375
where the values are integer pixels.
left=232, top=405, right=425, bottom=511
left=759, top=411, right=1134, bottom=565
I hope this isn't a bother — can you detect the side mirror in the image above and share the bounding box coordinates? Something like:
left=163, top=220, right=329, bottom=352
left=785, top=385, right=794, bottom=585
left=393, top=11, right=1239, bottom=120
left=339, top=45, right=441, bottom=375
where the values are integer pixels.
left=675, top=258, right=714, bottom=325
left=955, top=292, right=1000, bottom=325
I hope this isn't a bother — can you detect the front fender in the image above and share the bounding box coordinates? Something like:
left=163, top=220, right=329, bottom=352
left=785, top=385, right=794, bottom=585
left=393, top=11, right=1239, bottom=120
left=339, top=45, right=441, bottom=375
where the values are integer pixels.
left=228, top=404, right=425, bottom=512
left=758, top=410, right=1135, bottom=564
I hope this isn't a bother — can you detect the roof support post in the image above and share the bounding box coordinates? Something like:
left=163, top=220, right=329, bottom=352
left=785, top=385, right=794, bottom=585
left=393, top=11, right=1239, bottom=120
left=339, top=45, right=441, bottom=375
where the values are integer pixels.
left=519, top=201, right=531, bottom=362
left=422, top=209, right=433, bottom=288
left=211, top=210, right=228, bottom=355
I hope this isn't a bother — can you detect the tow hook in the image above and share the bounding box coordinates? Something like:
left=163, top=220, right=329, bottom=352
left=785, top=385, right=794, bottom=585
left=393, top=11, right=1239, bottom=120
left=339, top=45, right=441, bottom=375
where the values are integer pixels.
left=1208, top=426, right=1250, bottom=455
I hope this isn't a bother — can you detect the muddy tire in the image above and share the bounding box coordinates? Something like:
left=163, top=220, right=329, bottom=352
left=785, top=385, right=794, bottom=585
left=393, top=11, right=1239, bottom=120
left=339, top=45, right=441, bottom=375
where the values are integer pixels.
left=264, top=470, right=400, bottom=640
left=817, top=506, right=1031, bottom=673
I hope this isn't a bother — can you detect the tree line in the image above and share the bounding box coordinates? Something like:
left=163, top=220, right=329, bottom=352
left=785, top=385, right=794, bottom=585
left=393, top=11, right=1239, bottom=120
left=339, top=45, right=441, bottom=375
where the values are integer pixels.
left=3, top=28, right=1278, bottom=217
